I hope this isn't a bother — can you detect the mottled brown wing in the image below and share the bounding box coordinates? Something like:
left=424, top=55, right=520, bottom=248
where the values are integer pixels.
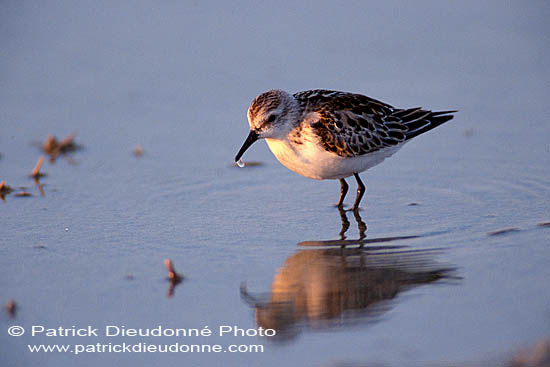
left=294, top=90, right=455, bottom=158
left=294, top=90, right=406, bottom=157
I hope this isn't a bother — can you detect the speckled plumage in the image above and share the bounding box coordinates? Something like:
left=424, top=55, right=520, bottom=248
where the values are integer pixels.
left=293, top=89, right=454, bottom=157
left=236, top=89, right=456, bottom=209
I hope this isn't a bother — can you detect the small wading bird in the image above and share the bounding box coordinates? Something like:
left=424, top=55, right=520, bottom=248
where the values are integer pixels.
left=235, top=89, right=456, bottom=210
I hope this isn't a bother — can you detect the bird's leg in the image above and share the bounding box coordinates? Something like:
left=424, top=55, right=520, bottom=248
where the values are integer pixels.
left=337, top=178, right=348, bottom=207
left=351, top=173, right=366, bottom=211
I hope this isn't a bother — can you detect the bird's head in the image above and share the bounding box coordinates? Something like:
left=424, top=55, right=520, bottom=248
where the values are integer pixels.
left=235, top=90, right=299, bottom=162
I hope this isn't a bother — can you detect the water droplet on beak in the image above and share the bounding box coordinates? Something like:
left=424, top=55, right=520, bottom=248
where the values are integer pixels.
left=236, top=159, right=245, bottom=168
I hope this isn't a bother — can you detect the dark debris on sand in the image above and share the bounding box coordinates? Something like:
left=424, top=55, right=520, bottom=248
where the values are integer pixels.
left=133, top=144, right=144, bottom=157
left=42, top=133, right=80, bottom=161
left=4, top=299, right=17, bottom=317
left=164, top=259, right=183, bottom=298
left=0, top=180, right=12, bottom=195
left=488, top=228, right=521, bottom=236
left=31, top=156, right=45, bottom=180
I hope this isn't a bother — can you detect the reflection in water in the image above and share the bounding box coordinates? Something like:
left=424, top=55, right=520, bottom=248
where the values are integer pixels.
left=299, top=208, right=418, bottom=248
left=242, top=210, right=457, bottom=339
left=33, top=175, right=45, bottom=197
left=337, top=207, right=366, bottom=242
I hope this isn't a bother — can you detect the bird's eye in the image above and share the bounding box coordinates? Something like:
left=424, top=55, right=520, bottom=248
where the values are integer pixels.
left=266, top=114, right=276, bottom=123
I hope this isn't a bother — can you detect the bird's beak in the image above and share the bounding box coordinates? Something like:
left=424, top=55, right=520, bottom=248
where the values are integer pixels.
left=235, top=130, right=259, bottom=162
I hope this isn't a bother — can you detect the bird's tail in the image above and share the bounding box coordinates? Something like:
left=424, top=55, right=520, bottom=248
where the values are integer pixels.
left=393, top=108, right=457, bottom=140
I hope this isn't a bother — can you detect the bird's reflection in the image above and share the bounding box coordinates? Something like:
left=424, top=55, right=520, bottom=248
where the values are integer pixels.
left=299, top=208, right=418, bottom=248
left=241, top=209, right=458, bottom=339
left=338, top=207, right=366, bottom=242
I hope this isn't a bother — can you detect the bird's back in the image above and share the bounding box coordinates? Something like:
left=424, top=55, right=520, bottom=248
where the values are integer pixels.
left=293, top=89, right=456, bottom=158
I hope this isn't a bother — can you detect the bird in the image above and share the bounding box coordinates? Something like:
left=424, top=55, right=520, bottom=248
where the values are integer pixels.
left=235, top=89, right=456, bottom=210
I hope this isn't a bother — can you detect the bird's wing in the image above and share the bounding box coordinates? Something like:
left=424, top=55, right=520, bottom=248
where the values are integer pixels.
left=293, top=90, right=454, bottom=158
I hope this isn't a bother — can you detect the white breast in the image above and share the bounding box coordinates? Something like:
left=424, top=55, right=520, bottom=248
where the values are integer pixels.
left=265, top=136, right=403, bottom=180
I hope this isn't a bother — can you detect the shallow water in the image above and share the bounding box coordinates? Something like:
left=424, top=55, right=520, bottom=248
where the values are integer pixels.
left=1, top=1, right=549, bottom=366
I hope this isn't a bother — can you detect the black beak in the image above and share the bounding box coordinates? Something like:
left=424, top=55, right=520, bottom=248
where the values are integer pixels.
left=235, top=130, right=259, bottom=162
